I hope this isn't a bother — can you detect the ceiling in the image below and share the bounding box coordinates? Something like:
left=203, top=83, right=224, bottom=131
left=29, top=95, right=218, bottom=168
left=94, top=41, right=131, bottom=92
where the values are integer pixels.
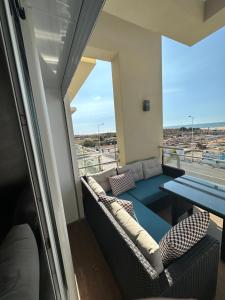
left=103, top=0, right=225, bottom=45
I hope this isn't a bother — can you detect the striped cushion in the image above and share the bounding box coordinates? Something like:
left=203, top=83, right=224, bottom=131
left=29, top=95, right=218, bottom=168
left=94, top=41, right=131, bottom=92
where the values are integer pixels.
left=99, top=195, right=136, bottom=219
left=109, top=171, right=135, bottom=196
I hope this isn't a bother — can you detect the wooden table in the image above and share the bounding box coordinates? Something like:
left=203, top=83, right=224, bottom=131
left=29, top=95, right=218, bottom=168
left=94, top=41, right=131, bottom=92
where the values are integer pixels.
left=160, top=175, right=225, bottom=261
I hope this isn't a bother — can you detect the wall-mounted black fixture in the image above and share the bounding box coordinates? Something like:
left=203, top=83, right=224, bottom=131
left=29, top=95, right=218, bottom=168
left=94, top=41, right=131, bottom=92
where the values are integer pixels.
left=143, top=100, right=150, bottom=111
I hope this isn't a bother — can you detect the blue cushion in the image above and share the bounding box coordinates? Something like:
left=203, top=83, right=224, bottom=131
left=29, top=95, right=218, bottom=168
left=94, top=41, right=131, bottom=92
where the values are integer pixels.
left=127, top=175, right=172, bottom=206
left=107, top=191, right=171, bottom=242
left=131, top=198, right=171, bottom=242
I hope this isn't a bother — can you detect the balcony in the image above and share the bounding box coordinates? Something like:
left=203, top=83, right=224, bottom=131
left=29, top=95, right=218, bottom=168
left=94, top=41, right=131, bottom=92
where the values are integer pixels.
left=7, top=0, right=225, bottom=299
left=67, top=144, right=225, bottom=300
left=64, top=2, right=225, bottom=300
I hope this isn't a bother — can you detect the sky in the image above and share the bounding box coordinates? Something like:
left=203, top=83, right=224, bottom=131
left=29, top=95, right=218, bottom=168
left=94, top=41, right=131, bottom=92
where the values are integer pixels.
left=71, top=26, right=225, bottom=134
left=163, top=27, right=225, bottom=127
left=71, top=60, right=115, bottom=135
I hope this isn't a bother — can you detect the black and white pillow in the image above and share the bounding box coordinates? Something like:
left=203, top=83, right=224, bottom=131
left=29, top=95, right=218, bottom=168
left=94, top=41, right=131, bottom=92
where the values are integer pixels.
left=159, top=211, right=210, bottom=265
left=99, top=195, right=136, bottom=219
left=109, top=171, right=136, bottom=196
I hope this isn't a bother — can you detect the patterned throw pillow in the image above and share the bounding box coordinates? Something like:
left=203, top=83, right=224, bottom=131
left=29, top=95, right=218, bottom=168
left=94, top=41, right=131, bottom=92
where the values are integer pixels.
left=87, top=176, right=106, bottom=196
left=109, top=171, right=136, bottom=196
left=99, top=195, right=136, bottom=219
left=159, top=211, right=210, bottom=265
left=89, top=168, right=117, bottom=192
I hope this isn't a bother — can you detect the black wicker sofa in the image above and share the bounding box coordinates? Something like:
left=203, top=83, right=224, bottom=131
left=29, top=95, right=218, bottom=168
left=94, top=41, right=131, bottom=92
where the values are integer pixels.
left=81, top=165, right=220, bottom=300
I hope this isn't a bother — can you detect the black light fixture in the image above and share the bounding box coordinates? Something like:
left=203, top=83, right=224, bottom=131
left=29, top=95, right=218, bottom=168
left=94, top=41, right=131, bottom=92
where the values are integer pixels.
left=143, top=99, right=150, bottom=111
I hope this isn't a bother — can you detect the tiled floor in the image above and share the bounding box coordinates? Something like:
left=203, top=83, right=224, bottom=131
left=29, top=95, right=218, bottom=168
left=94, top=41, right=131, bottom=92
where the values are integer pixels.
left=68, top=207, right=225, bottom=300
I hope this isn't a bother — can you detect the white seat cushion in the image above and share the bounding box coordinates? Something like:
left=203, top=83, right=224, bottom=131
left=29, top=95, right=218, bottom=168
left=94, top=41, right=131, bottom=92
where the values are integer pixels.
left=89, top=168, right=117, bottom=192
left=117, top=161, right=144, bottom=182
left=142, top=158, right=162, bottom=179
left=87, top=176, right=106, bottom=196
left=110, top=202, right=164, bottom=275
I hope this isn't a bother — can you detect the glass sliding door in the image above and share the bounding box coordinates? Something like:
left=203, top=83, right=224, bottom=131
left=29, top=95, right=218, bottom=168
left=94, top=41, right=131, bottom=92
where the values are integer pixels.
left=0, top=1, right=78, bottom=299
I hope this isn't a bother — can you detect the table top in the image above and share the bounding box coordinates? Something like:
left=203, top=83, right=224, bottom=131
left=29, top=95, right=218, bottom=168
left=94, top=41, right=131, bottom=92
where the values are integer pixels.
left=160, top=175, right=225, bottom=219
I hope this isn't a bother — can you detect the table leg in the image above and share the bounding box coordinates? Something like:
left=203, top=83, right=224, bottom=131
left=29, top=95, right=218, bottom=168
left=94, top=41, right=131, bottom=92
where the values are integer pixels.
left=172, top=198, right=180, bottom=226
left=188, top=207, right=194, bottom=216
left=171, top=197, right=193, bottom=226
left=221, top=219, right=225, bottom=262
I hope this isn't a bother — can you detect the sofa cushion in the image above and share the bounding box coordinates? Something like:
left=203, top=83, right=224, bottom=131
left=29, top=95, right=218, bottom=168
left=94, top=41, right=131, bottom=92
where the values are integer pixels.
left=117, top=161, right=144, bottom=182
left=0, top=224, right=39, bottom=300
left=87, top=176, right=106, bottom=196
left=107, top=191, right=171, bottom=242
left=89, top=168, right=116, bottom=192
left=128, top=175, right=172, bottom=206
left=159, top=211, right=210, bottom=265
left=109, top=171, right=135, bottom=196
left=142, top=158, right=162, bottom=179
left=99, top=195, right=136, bottom=219
left=110, top=202, right=164, bottom=275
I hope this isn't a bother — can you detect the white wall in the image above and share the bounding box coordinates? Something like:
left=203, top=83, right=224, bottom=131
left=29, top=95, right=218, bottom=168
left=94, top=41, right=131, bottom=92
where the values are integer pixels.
left=85, top=12, right=163, bottom=164
left=45, top=88, right=79, bottom=223
left=64, top=94, right=84, bottom=218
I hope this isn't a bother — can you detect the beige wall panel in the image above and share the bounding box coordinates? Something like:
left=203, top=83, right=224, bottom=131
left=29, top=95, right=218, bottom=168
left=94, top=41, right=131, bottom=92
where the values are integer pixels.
left=86, top=13, right=163, bottom=164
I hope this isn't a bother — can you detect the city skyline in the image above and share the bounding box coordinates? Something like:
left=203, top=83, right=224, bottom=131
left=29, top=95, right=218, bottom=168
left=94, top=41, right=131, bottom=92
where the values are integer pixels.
left=71, top=26, right=225, bottom=135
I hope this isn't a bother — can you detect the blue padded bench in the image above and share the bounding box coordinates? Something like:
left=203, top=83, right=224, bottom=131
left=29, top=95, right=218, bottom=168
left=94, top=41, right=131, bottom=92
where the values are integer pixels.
left=106, top=165, right=186, bottom=240
left=113, top=164, right=185, bottom=208
left=124, top=174, right=172, bottom=206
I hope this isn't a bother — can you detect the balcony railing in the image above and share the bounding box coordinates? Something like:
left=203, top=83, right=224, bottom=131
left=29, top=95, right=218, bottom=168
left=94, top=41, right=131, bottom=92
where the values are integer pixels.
left=75, top=144, right=225, bottom=183
left=76, top=144, right=119, bottom=176
left=159, top=145, right=225, bottom=186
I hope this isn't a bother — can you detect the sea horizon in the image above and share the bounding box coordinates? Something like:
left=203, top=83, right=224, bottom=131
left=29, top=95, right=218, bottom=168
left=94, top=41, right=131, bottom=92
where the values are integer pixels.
left=75, top=121, right=225, bottom=135
left=164, top=121, right=225, bottom=129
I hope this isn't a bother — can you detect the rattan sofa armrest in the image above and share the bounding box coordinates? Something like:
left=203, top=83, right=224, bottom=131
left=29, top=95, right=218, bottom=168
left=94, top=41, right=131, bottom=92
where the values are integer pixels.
left=161, top=235, right=220, bottom=299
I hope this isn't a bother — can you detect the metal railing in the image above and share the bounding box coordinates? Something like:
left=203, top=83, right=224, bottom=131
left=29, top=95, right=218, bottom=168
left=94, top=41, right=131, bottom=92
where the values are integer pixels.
left=159, top=145, right=225, bottom=169
left=76, top=144, right=119, bottom=175
left=79, top=159, right=118, bottom=170
left=75, top=144, right=225, bottom=177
